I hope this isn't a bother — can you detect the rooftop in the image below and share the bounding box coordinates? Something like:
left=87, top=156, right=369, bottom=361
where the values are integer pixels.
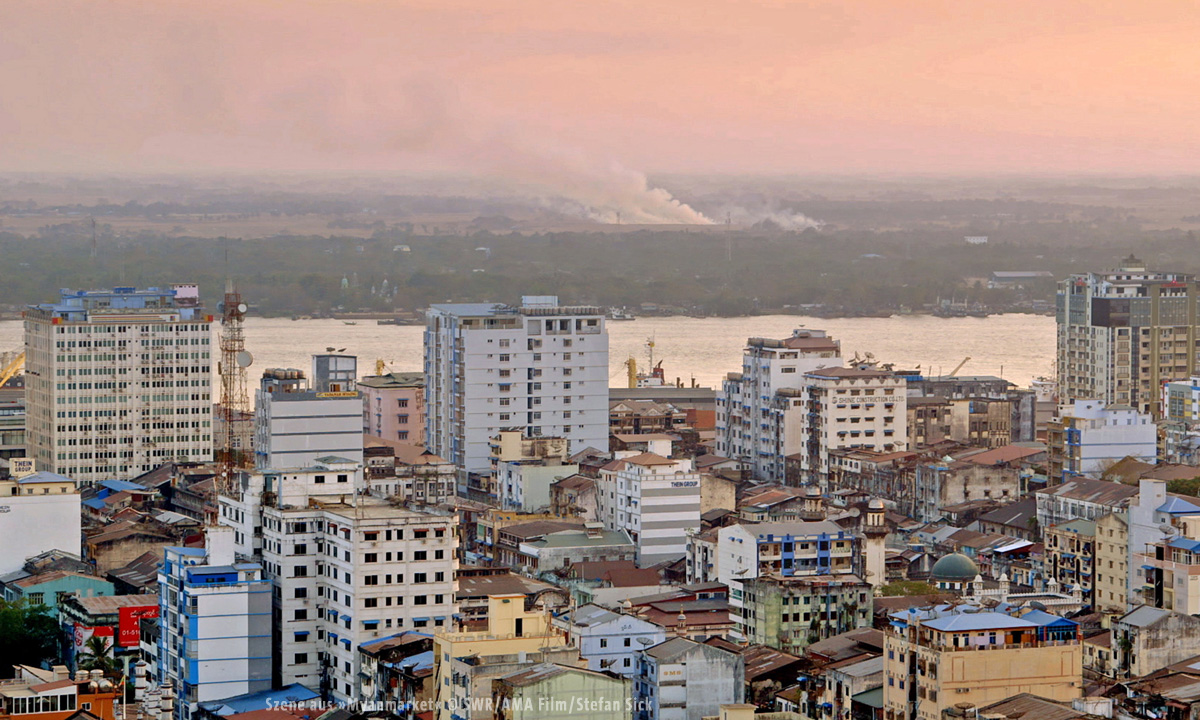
left=197, top=684, right=321, bottom=716
left=68, top=593, right=158, bottom=615
left=357, top=372, right=424, bottom=389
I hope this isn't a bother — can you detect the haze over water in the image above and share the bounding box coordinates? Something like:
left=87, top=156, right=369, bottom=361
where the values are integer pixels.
left=0, top=314, right=1055, bottom=390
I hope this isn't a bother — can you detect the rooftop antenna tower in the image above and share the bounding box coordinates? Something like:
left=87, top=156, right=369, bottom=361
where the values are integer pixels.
left=216, top=278, right=253, bottom=503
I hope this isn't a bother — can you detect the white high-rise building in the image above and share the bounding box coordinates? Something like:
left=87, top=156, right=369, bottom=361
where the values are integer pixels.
left=254, top=355, right=363, bottom=470
left=1058, top=255, right=1199, bottom=417
left=717, top=329, right=841, bottom=482
left=424, top=296, right=608, bottom=473
left=24, top=285, right=214, bottom=484
left=219, top=457, right=458, bottom=703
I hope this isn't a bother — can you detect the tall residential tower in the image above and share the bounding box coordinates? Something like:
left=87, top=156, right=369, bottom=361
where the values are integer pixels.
left=424, top=296, right=608, bottom=473
left=1057, top=255, right=1199, bottom=417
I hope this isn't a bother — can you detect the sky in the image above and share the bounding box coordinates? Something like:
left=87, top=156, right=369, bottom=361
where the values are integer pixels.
left=3, top=0, right=1200, bottom=176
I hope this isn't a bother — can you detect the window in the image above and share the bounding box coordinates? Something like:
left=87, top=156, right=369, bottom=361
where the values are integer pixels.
left=364, top=531, right=378, bottom=541
left=365, top=553, right=378, bottom=563
left=414, top=573, right=428, bottom=583
left=294, top=544, right=307, bottom=555
left=27, top=593, right=45, bottom=606
left=294, top=609, right=308, bottom=620
left=294, top=587, right=308, bottom=599
left=364, top=598, right=378, bottom=608
left=398, top=399, right=409, bottom=408
left=314, top=475, right=326, bottom=484
left=414, top=551, right=427, bottom=561
left=414, top=595, right=428, bottom=605
left=337, top=474, right=348, bottom=483
left=435, top=549, right=444, bottom=560
left=600, top=639, right=608, bottom=648
left=295, top=653, right=308, bottom=664
left=435, top=572, right=445, bottom=582
left=365, top=575, right=379, bottom=586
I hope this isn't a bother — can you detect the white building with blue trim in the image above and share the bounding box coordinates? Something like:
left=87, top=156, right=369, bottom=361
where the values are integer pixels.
left=157, top=526, right=271, bottom=720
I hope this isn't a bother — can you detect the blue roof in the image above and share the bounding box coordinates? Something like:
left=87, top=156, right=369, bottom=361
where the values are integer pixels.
left=1019, top=609, right=1077, bottom=628
left=1158, top=496, right=1200, bottom=515
left=100, top=479, right=144, bottom=493
left=385, top=650, right=434, bottom=673
left=197, top=684, right=320, bottom=716
left=82, top=498, right=106, bottom=510
left=1170, top=537, right=1200, bottom=553
left=922, top=612, right=1037, bottom=632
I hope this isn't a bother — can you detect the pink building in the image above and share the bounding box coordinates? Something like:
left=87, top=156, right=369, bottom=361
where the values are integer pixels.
left=360, top=372, right=426, bottom=447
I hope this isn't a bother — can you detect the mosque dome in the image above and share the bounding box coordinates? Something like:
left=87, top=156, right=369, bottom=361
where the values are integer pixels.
left=930, top=553, right=980, bottom=582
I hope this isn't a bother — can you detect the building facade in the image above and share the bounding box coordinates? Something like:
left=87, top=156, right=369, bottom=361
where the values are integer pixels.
left=1094, top=511, right=1129, bottom=615
left=1046, top=400, right=1156, bottom=481
left=0, top=472, right=82, bottom=575
left=424, top=296, right=608, bottom=474
left=716, top=329, right=841, bottom=482
left=24, top=285, right=213, bottom=483
left=1057, top=255, right=1199, bottom=417
left=597, top=453, right=702, bottom=565
left=359, top=371, right=426, bottom=446
left=799, top=368, right=908, bottom=485
left=882, top=605, right=1082, bottom=720
left=254, top=357, right=364, bottom=470
left=634, top=637, right=744, bottom=720
left=157, top=528, right=271, bottom=720
left=218, top=459, right=459, bottom=703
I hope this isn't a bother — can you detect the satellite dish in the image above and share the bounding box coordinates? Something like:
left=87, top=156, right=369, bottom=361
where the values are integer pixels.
left=236, top=351, right=253, bottom=368
left=237, top=303, right=248, bottom=314
left=1029, top=601, right=1047, bottom=612
left=1160, top=523, right=1177, bottom=536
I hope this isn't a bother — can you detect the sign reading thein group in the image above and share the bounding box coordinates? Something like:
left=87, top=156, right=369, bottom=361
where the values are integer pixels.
left=118, top=606, right=160, bottom=647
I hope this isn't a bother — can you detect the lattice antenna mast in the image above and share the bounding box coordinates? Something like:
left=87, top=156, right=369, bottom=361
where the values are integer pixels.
left=217, top=279, right=252, bottom=497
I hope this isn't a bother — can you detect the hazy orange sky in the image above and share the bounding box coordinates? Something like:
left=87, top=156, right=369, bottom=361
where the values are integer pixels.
left=3, top=0, right=1200, bottom=175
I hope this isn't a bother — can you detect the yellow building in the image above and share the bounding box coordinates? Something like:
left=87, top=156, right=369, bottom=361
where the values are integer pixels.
left=433, top=594, right=577, bottom=720
left=882, top=605, right=1082, bottom=720
left=1094, top=511, right=1128, bottom=615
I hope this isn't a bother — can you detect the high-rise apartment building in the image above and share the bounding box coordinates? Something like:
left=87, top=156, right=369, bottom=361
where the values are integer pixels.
left=218, top=458, right=458, bottom=704
left=158, top=527, right=271, bottom=720
left=1057, top=255, right=1199, bottom=417
left=717, top=329, right=841, bottom=481
left=424, top=296, right=608, bottom=473
left=24, top=286, right=214, bottom=484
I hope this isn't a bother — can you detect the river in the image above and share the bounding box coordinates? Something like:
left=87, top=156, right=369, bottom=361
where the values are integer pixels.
left=0, top=313, right=1054, bottom=389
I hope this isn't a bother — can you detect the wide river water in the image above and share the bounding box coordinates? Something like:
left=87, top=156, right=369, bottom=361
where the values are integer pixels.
left=0, top=313, right=1054, bottom=389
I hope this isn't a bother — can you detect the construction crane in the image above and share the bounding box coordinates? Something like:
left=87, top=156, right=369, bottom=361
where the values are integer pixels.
left=0, top=351, right=24, bottom=387
left=948, top=357, right=971, bottom=377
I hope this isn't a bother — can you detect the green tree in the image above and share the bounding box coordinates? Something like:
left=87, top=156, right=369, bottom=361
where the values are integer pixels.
left=0, top=600, right=60, bottom=676
left=77, top=635, right=117, bottom=677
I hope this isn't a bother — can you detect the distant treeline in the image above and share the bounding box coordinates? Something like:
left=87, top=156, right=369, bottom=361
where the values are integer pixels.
left=2, top=219, right=1197, bottom=317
